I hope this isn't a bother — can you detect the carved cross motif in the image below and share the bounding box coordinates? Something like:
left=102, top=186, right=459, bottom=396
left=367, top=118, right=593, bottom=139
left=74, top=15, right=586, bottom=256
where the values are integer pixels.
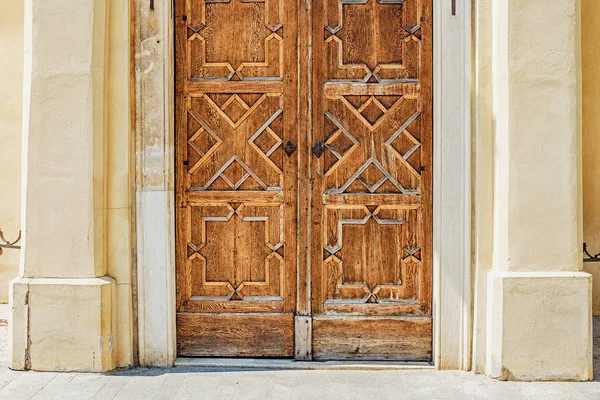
left=188, top=94, right=284, bottom=191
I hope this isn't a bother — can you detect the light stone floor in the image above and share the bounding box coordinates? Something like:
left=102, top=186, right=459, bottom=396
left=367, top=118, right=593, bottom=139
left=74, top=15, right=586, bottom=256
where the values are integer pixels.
left=0, top=307, right=598, bottom=400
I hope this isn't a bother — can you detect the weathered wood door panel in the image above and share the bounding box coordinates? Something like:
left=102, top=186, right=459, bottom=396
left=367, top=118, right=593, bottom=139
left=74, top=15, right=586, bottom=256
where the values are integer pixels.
left=175, top=0, right=298, bottom=357
left=310, top=0, right=433, bottom=360
left=175, top=0, right=433, bottom=360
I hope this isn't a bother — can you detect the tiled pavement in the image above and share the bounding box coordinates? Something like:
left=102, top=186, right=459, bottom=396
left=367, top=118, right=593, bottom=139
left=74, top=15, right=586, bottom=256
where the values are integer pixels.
left=0, top=308, right=598, bottom=400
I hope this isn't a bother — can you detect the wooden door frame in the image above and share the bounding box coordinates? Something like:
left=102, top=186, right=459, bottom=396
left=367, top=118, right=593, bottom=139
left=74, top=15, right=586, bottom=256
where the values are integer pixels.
left=133, top=0, right=472, bottom=369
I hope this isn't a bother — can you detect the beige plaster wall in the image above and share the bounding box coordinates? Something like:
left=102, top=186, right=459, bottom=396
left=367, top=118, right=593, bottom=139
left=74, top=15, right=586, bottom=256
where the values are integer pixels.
left=582, top=0, right=600, bottom=315
left=474, top=0, right=591, bottom=372
left=0, top=1, right=24, bottom=303
left=2, top=0, right=134, bottom=367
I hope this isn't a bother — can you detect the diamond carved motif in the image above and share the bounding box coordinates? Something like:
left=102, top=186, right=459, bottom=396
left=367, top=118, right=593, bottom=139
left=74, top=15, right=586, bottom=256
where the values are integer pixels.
left=385, top=111, right=422, bottom=177
left=323, top=95, right=424, bottom=194
left=249, top=109, right=284, bottom=174
left=187, top=110, right=223, bottom=174
left=323, top=112, right=359, bottom=176
left=327, top=157, right=413, bottom=194
left=189, top=93, right=284, bottom=191
left=339, top=95, right=402, bottom=131
left=204, top=94, right=267, bottom=129
left=201, top=155, right=270, bottom=190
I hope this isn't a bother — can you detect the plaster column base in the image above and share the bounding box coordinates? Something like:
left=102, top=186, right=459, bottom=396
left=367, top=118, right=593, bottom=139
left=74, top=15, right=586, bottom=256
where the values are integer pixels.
left=486, top=271, right=592, bottom=381
left=9, top=277, right=116, bottom=372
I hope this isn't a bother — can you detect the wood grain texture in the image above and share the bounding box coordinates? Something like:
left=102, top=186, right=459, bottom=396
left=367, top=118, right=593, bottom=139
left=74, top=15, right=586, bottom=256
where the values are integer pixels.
left=323, top=301, right=423, bottom=316
left=310, top=0, right=433, bottom=360
left=177, top=313, right=294, bottom=357
left=294, top=316, right=312, bottom=360
left=175, top=0, right=433, bottom=360
left=175, top=0, right=298, bottom=357
left=312, top=317, right=432, bottom=361
left=296, top=0, right=312, bottom=321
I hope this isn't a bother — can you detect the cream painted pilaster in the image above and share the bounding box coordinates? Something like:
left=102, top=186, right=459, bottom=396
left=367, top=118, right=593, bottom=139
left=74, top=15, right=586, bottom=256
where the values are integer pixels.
left=486, top=0, right=592, bottom=381
left=8, top=0, right=116, bottom=372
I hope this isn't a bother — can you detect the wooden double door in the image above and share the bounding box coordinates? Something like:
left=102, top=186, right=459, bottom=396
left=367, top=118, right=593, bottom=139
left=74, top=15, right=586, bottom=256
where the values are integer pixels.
left=175, top=0, right=432, bottom=361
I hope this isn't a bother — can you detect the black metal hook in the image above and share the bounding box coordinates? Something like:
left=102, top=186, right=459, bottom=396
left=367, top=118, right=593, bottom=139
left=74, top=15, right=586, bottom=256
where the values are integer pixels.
left=584, top=243, right=600, bottom=263
left=0, top=229, right=21, bottom=256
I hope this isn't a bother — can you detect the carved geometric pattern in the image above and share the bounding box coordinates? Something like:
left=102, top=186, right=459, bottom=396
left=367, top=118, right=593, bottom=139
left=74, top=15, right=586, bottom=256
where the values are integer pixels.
left=324, top=96, right=422, bottom=194
left=312, top=0, right=431, bottom=330
left=323, top=112, right=359, bottom=176
left=328, top=157, right=411, bottom=194
left=385, top=111, right=422, bottom=177
left=187, top=110, right=223, bottom=174
left=176, top=0, right=297, bottom=331
left=189, top=93, right=284, bottom=191
left=402, top=246, right=421, bottom=263
left=324, top=0, right=417, bottom=82
left=324, top=283, right=407, bottom=304
left=324, top=206, right=404, bottom=256
left=403, top=25, right=422, bottom=43
left=203, top=94, right=268, bottom=129
left=249, top=109, right=284, bottom=174
left=187, top=0, right=284, bottom=81
left=339, top=95, right=402, bottom=131
left=323, top=206, right=420, bottom=304
left=187, top=202, right=284, bottom=302
left=199, top=155, right=271, bottom=191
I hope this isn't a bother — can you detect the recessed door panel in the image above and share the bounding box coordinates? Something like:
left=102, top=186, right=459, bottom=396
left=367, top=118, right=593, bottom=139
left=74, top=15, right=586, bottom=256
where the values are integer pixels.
left=310, top=0, right=433, bottom=361
left=175, top=0, right=298, bottom=357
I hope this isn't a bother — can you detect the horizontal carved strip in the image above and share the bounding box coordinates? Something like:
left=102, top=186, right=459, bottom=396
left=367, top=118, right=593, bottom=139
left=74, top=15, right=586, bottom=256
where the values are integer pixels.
left=324, top=81, right=420, bottom=97
left=324, top=300, right=423, bottom=316
left=187, top=80, right=284, bottom=94
left=186, top=190, right=284, bottom=204
left=184, top=298, right=285, bottom=313
left=323, top=193, right=422, bottom=207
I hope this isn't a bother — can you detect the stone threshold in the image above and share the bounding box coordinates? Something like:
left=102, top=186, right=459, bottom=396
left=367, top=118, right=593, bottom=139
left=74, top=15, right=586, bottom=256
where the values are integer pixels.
left=175, top=358, right=434, bottom=370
